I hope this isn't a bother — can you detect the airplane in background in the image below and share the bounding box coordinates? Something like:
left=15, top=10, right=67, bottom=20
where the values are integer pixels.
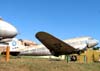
left=0, top=19, right=99, bottom=57
left=2, top=32, right=99, bottom=57
left=35, top=32, right=99, bottom=56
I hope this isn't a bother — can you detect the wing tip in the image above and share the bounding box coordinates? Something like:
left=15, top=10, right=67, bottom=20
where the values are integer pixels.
left=35, top=31, right=48, bottom=38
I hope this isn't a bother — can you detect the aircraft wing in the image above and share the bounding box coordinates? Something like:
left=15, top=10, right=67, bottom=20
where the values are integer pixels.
left=36, top=32, right=76, bottom=56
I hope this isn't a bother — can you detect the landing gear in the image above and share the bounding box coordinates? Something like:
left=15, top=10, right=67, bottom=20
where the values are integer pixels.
left=70, top=55, right=77, bottom=61
left=77, top=51, right=81, bottom=55
left=51, top=51, right=59, bottom=57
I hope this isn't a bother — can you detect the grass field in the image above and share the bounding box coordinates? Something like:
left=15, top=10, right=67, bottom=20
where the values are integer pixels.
left=0, top=56, right=100, bottom=71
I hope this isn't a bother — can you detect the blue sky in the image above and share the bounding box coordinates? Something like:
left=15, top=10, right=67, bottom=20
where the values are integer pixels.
left=0, top=0, right=100, bottom=45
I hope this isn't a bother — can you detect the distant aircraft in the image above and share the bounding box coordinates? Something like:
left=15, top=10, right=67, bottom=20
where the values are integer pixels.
left=2, top=32, right=99, bottom=57
left=35, top=32, right=99, bottom=56
left=0, top=18, right=18, bottom=46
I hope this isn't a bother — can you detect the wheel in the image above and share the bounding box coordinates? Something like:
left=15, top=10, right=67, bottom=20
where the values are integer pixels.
left=70, top=55, right=77, bottom=61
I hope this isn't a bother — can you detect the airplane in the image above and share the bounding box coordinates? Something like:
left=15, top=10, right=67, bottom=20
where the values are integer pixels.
left=0, top=18, right=18, bottom=46
left=0, top=19, right=99, bottom=57
left=35, top=32, right=99, bottom=56
left=1, top=32, right=99, bottom=57
left=1, top=38, right=51, bottom=56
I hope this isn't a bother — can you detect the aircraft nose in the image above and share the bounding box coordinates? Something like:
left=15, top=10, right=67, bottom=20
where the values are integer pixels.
left=95, top=39, right=99, bottom=45
left=92, top=39, right=99, bottom=46
left=9, top=26, right=18, bottom=36
left=0, top=19, right=18, bottom=38
left=88, top=39, right=99, bottom=47
left=5, top=22, right=18, bottom=38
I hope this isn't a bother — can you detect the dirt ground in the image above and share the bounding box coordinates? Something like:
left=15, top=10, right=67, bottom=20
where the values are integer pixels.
left=0, top=56, right=100, bottom=71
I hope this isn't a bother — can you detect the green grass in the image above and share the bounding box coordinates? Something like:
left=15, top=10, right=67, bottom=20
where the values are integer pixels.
left=0, top=56, right=100, bottom=71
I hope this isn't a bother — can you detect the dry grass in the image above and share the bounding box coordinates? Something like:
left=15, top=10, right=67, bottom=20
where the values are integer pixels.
left=0, top=56, right=100, bottom=71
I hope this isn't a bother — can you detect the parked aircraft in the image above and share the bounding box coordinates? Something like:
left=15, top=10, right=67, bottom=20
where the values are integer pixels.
left=0, top=19, right=99, bottom=57
left=2, top=32, right=99, bottom=57
left=35, top=32, right=99, bottom=56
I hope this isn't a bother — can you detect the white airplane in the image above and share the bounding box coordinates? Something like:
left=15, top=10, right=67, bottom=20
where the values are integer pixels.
left=2, top=32, right=99, bottom=57
left=35, top=32, right=99, bottom=56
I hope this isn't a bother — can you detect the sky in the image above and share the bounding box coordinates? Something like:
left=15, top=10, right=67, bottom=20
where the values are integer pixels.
left=0, top=0, right=100, bottom=46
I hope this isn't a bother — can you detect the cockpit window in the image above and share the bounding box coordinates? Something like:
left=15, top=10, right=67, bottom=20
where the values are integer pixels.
left=88, top=38, right=93, bottom=40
